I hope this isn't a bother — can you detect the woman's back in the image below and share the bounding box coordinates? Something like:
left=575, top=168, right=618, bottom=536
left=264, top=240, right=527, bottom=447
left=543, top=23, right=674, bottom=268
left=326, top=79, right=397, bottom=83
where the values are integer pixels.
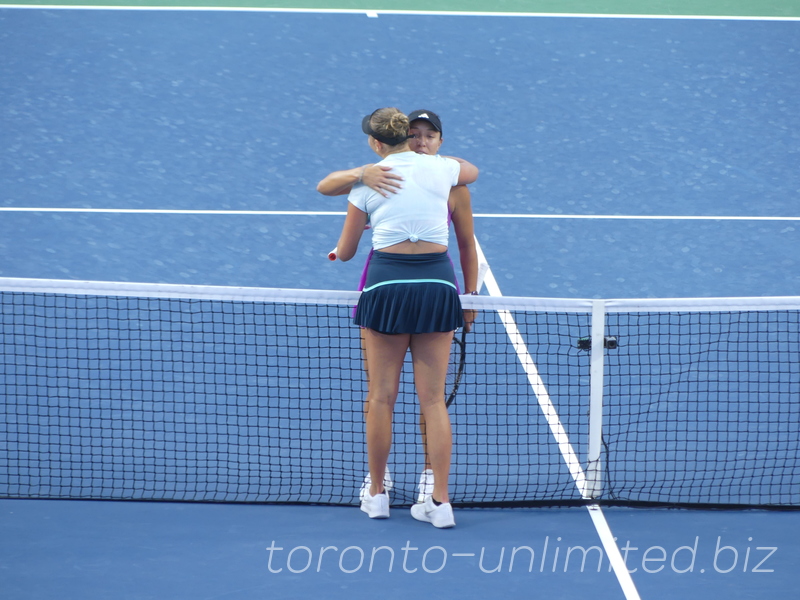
left=348, top=151, right=460, bottom=250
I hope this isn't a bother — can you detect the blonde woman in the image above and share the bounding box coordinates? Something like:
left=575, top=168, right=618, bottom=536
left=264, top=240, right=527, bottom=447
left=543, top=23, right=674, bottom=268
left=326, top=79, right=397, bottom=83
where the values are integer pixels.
left=318, top=109, right=479, bottom=507
left=335, top=107, right=478, bottom=528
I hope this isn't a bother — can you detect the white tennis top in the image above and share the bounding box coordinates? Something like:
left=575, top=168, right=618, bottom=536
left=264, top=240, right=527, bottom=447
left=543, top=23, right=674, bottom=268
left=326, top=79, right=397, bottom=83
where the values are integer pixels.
left=347, top=151, right=460, bottom=250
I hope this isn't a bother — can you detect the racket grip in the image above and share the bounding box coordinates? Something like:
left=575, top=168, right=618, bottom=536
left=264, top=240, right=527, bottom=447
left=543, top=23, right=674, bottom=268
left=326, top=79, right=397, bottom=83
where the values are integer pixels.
left=329, top=224, right=366, bottom=261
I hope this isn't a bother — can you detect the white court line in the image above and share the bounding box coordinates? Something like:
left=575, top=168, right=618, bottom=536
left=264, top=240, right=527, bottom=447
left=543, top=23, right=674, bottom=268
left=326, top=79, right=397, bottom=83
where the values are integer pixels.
left=0, top=207, right=346, bottom=216
left=2, top=5, right=799, bottom=21
left=475, top=237, right=641, bottom=600
left=475, top=240, right=587, bottom=491
left=474, top=213, right=800, bottom=222
left=1, top=207, right=798, bottom=222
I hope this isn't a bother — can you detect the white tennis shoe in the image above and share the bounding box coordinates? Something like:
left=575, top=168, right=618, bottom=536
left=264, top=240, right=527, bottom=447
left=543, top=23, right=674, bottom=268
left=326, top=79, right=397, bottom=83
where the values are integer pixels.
left=410, top=496, right=455, bottom=528
left=360, top=490, right=390, bottom=519
left=417, top=469, right=434, bottom=503
left=359, top=467, right=393, bottom=503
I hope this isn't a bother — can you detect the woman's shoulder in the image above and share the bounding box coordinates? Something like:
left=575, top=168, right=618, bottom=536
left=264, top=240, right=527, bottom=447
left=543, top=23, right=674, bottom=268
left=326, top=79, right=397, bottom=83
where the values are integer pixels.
left=406, top=153, right=458, bottom=169
left=381, top=151, right=417, bottom=163
left=380, top=152, right=456, bottom=174
left=414, top=152, right=451, bottom=162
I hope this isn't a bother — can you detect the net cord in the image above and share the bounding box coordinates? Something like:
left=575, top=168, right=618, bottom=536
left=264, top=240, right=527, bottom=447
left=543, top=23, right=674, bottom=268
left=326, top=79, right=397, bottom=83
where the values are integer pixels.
left=2, top=277, right=798, bottom=313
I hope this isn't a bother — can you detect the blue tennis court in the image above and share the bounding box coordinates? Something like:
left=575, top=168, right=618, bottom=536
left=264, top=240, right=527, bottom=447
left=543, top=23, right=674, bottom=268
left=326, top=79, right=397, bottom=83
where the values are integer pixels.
left=1, top=4, right=799, bottom=599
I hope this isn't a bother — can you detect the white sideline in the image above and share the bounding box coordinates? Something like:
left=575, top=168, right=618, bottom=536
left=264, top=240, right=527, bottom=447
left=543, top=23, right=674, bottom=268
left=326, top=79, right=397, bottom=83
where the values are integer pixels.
left=475, top=237, right=641, bottom=600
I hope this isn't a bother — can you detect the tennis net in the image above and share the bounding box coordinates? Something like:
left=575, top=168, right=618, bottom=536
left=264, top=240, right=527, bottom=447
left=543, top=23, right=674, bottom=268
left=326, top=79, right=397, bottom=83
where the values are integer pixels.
left=1, top=277, right=798, bottom=508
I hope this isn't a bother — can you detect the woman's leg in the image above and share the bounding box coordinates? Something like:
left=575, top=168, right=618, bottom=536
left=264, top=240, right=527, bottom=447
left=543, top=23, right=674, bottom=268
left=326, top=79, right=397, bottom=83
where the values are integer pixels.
left=409, top=330, right=454, bottom=503
left=364, top=328, right=431, bottom=488
left=362, top=328, right=410, bottom=496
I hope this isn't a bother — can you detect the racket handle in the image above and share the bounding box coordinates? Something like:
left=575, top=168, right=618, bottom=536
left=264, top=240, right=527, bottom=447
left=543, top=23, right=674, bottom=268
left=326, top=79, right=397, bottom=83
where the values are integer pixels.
left=329, top=225, right=367, bottom=261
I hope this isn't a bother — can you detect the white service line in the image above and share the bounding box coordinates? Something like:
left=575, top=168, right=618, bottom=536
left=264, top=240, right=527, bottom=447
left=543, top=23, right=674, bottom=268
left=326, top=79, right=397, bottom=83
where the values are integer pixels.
left=0, top=207, right=345, bottom=216
left=1, top=207, right=797, bottom=222
left=473, top=213, right=800, bottom=222
left=474, top=237, right=641, bottom=600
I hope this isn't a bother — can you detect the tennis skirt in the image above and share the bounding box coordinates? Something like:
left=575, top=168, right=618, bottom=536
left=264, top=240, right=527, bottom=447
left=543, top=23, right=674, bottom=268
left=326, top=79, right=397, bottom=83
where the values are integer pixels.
left=354, top=251, right=463, bottom=335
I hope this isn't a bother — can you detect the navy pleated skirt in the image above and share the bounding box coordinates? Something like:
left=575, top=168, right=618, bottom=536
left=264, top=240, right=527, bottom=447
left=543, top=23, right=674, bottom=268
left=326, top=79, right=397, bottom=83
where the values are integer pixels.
left=354, top=251, right=463, bottom=335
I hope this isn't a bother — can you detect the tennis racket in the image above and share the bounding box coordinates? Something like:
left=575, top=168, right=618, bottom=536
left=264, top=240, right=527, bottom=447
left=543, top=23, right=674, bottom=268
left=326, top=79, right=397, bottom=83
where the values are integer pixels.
left=445, top=240, right=489, bottom=406
left=446, top=327, right=467, bottom=407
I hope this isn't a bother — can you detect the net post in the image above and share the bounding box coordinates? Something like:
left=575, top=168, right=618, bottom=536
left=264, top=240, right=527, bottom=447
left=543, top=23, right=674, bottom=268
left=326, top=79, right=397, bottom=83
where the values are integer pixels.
left=584, top=299, right=606, bottom=499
